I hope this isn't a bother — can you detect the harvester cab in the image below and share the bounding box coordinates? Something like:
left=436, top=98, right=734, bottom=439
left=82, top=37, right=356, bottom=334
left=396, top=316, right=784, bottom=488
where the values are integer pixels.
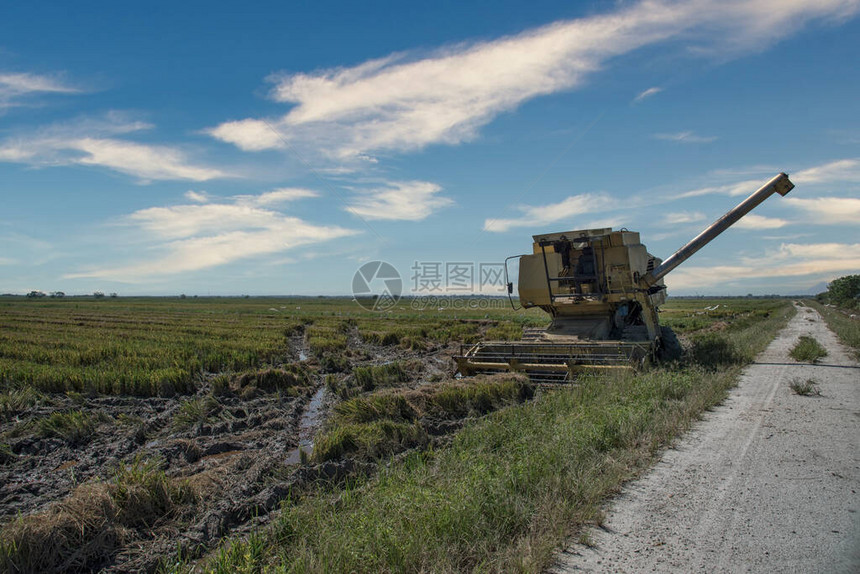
left=456, top=173, right=794, bottom=383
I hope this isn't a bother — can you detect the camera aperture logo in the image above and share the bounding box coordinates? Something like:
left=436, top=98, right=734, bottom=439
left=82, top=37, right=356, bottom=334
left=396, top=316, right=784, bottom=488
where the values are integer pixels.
left=352, top=261, right=402, bottom=311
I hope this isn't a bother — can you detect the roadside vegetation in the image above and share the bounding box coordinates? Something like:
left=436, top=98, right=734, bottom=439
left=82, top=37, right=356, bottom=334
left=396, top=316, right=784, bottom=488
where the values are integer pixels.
left=806, top=301, right=860, bottom=359
left=809, top=274, right=860, bottom=359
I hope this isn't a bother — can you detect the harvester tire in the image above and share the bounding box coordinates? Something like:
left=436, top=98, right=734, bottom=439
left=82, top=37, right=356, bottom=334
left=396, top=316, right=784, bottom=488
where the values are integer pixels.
left=658, top=325, right=683, bottom=362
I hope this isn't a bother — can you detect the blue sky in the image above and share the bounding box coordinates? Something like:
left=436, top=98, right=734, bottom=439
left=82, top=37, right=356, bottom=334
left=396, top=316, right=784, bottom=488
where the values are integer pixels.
left=1, top=0, right=859, bottom=297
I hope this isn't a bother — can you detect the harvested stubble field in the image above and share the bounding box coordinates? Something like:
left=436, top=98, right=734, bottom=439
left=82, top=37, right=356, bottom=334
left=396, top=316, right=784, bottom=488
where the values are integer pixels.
left=0, top=296, right=794, bottom=573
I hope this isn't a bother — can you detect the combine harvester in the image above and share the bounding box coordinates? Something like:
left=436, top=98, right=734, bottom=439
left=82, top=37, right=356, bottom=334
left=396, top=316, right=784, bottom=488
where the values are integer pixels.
left=456, top=173, right=794, bottom=383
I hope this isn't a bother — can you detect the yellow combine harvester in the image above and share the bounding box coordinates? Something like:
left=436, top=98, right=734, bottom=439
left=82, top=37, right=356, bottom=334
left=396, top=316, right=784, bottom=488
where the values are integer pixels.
left=456, top=173, right=794, bottom=383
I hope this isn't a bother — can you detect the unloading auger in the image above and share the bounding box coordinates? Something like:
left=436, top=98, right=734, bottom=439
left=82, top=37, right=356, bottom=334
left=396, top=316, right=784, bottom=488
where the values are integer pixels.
left=455, top=173, right=794, bottom=383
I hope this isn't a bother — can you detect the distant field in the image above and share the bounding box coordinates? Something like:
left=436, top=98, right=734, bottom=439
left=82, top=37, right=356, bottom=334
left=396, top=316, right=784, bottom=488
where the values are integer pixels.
left=0, top=297, right=544, bottom=397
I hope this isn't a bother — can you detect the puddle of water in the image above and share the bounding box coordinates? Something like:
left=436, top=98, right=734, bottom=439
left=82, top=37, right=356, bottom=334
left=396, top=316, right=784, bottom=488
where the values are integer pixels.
left=285, top=385, right=326, bottom=465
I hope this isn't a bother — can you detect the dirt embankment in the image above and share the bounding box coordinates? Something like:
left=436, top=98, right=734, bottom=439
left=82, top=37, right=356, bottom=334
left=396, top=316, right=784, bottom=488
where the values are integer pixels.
left=552, top=304, right=860, bottom=573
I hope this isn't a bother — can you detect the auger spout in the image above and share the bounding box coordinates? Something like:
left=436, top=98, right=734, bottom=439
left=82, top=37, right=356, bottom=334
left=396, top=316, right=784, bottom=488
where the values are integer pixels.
left=642, top=172, right=794, bottom=287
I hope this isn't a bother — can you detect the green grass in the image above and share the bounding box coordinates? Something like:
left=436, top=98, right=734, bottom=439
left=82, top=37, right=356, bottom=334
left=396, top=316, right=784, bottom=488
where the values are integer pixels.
left=807, top=300, right=860, bottom=360
left=0, top=387, right=43, bottom=421
left=313, top=376, right=533, bottom=463
left=789, top=378, right=821, bottom=396
left=198, top=300, right=794, bottom=574
left=171, top=396, right=225, bottom=431
left=0, top=296, right=546, bottom=398
left=36, top=410, right=96, bottom=445
left=789, top=335, right=828, bottom=363
left=352, top=362, right=409, bottom=392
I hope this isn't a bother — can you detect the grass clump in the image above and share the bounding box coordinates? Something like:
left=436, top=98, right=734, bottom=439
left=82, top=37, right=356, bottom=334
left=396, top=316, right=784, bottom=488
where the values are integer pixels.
left=360, top=330, right=401, bottom=346
left=37, top=410, right=96, bottom=445
left=789, top=378, right=821, bottom=396
left=171, top=396, right=223, bottom=431
left=0, top=387, right=42, bottom=421
left=229, top=365, right=310, bottom=396
left=313, top=420, right=427, bottom=463
left=0, top=457, right=195, bottom=573
left=352, top=362, right=408, bottom=391
left=687, top=333, right=743, bottom=368
left=789, top=335, right=828, bottom=363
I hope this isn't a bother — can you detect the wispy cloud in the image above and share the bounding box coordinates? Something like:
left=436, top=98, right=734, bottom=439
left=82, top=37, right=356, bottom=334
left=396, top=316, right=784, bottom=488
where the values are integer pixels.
left=65, top=191, right=357, bottom=280
left=784, top=197, right=860, bottom=224
left=234, top=187, right=319, bottom=206
left=673, top=157, right=860, bottom=199
left=484, top=193, right=618, bottom=233
left=209, top=0, right=856, bottom=160
left=792, top=158, right=860, bottom=184
left=668, top=241, right=860, bottom=290
left=633, top=86, right=662, bottom=102
left=654, top=131, right=717, bottom=144
left=663, top=211, right=706, bottom=224
left=0, top=114, right=228, bottom=182
left=185, top=190, right=210, bottom=203
left=345, top=181, right=453, bottom=221
left=733, top=213, right=789, bottom=229
left=0, top=71, right=80, bottom=110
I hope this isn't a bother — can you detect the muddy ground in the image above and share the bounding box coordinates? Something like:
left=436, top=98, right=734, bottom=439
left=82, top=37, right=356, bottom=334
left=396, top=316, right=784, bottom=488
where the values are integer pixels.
left=553, top=304, right=860, bottom=573
left=0, top=326, right=457, bottom=572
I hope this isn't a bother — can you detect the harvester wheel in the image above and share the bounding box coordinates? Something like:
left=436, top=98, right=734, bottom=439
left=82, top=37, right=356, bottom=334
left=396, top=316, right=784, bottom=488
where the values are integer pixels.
left=658, top=325, right=683, bottom=362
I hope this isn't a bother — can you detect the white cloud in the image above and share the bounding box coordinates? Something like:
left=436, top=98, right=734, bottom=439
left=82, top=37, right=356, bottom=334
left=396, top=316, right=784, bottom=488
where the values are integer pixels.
left=0, top=115, right=227, bottom=182
left=72, top=138, right=226, bottom=181
left=210, top=0, right=858, bottom=159
left=66, top=190, right=358, bottom=280
left=785, top=197, right=860, bottom=224
left=185, top=190, right=210, bottom=203
left=667, top=241, right=860, bottom=290
left=663, top=211, right=706, bottom=224
left=733, top=213, right=789, bottom=229
left=792, top=158, right=860, bottom=184
left=634, top=86, right=663, bottom=102
left=207, top=119, right=285, bottom=151
left=0, top=72, right=79, bottom=110
left=128, top=204, right=284, bottom=240
left=654, top=131, right=717, bottom=144
left=675, top=178, right=765, bottom=198
left=0, top=257, right=17, bottom=265
left=345, top=180, right=453, bottom=221
left=484, top=193, right=616, bottom=233
left=234, top=187, right=319, bottom=206
left=672, top=158, right=860, bottom=200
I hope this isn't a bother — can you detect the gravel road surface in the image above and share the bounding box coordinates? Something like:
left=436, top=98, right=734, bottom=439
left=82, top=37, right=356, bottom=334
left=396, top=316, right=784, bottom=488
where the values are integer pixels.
left=552, top=304, right=860, bottom=573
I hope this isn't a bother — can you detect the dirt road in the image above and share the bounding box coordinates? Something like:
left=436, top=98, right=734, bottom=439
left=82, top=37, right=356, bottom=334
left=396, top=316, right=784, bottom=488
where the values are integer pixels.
left=553, top=305, right=860, bottom=573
